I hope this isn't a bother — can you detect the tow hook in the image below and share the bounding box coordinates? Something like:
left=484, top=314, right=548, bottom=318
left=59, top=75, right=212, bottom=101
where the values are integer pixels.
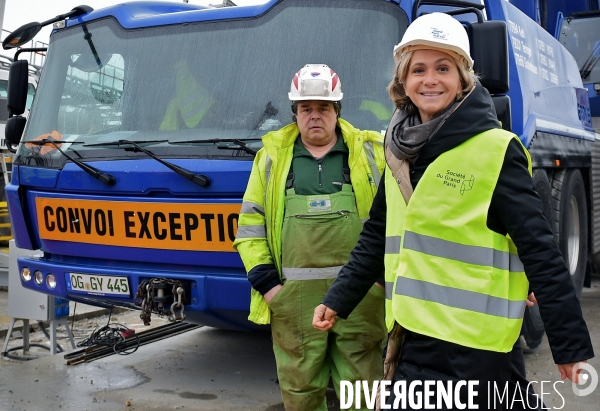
left=134, top=278, right=187, bottom=325
left=169, top=287, right=185, bottom=322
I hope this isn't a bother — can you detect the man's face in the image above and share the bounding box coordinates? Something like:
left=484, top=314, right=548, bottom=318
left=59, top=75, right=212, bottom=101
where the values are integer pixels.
left=296, top=100, right=338, bottom=146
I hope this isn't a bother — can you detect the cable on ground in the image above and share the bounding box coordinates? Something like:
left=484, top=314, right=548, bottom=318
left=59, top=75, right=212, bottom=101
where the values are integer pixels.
left=77, top=322, right=139, bottom=355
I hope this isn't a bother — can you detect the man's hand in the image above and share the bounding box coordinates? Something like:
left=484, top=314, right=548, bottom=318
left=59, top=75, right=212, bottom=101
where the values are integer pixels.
left=264, top=284, right=283, bottom=304
left=313, top=304, right=338, bottom=331
left=558, top=361, right=588, bottom=383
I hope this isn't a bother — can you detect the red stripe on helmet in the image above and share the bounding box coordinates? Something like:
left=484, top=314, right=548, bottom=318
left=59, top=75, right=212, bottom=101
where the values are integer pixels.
left=293, top=71, right=301, bottom=89
left=331, top=71, right=338, bottom=91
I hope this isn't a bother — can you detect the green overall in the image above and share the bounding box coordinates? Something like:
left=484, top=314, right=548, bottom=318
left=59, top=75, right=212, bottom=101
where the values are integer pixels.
left=269, top=184, right=386, bottom=411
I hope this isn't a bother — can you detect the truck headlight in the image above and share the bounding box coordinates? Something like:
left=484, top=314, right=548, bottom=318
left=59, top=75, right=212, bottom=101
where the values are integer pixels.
left=21, top=267, right=32, bottom=282
left=595, top=82, right=600, bottom=93
left=34, top=270, right=44, bottom=285
left=46, top=274, right=57, bottom=289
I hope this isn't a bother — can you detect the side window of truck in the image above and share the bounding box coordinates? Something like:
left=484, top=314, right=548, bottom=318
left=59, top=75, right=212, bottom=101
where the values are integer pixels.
left=57, top=53, right=125, bottom=136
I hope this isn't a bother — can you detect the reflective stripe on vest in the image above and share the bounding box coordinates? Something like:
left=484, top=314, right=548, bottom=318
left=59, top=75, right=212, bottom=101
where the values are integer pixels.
left=383, top=168, right=406, bottom=332
left=240, top=201, right=265, bottom=216
left=235, top=225, right=266, bottom=239
left=282, top=266, right=343, bottom=280
left=385, top=281, right=393, bottom=300
left=395, top=276, right=526, bottom=319
left=363, top=141, right=382, bottom=188
left=385, top=235, right=401, bottom=254
left=385, top=235, right=401, bottom=301
left=404, top=231, right=524, bottom=273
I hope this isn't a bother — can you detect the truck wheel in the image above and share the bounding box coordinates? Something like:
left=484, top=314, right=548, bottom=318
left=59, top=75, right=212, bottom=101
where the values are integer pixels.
left=532, top=169, right=554, bottom=232
left=552, top=169, right=588, bottom=299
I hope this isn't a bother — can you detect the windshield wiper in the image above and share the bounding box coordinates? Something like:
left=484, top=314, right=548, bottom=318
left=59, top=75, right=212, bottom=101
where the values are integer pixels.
left=27, top=138, right=116, bottom=186
left=85, top=140, right=211, bottom=187
left=580, top=41, right=600, bottom=80
left=81, top=25, right=103, bottom=69
left=169, top=138, right=259, bottom=156
left=85, top=139, right=169, bottom=147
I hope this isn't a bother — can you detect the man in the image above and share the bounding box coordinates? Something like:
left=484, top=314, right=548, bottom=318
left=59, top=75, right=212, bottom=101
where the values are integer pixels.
left=233, top=64, right=387, bottom=411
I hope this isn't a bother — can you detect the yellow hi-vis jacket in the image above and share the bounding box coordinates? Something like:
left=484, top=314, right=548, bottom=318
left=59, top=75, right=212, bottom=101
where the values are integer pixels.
left=160, top=61, right=214, bottom=130
left=233, top=119, right=385, bottom=324
left=385, top=128, right=531, bottom=352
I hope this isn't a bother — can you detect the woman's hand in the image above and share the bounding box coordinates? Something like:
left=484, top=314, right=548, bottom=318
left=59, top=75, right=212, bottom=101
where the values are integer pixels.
left=558, top=361, right=588, bottom=383
left=313, top=304, right=338, bottom=331
left=526, top=292, right=538, bottom=307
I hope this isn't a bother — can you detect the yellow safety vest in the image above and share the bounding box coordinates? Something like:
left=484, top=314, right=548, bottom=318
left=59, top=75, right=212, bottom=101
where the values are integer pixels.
left=233, top=119, right=386, bottom=324
left=385, top=128, right=531, bottom=352
left=159, top=61, right=214, bottom=130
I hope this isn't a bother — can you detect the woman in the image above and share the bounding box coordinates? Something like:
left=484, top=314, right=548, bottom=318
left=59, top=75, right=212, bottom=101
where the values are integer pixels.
left=313, top=12, right=593, bottom=410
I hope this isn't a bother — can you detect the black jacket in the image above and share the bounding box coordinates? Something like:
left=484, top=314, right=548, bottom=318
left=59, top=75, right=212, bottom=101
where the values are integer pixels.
left=322, top=83, right=594, bottom=365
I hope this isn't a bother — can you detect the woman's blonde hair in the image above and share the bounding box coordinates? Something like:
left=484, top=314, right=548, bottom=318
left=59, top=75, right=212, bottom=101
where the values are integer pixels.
left=387, top=50, right=478, bottom=115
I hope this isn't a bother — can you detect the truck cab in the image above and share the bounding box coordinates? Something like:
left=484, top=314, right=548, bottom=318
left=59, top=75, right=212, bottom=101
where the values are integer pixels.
left=3, top=0, right=403, bottom=329
left=3, top=0, right=598, bottom=332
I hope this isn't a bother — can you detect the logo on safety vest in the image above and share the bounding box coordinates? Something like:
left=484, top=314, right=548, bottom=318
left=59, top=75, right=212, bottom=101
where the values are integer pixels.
left=460, top=175, right=475, bottom=195
left=436, top=170, right=474, bottom=195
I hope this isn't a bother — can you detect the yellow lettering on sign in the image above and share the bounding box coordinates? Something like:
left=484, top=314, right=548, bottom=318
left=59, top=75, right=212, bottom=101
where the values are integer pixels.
left=36, top=198, right=240, bottom=252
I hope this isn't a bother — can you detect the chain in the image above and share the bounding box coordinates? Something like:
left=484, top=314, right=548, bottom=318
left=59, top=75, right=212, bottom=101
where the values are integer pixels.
left=134, top=278, right=187, bottom=326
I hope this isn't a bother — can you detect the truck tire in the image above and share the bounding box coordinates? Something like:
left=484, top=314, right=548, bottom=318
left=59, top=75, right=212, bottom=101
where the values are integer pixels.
left=521, top=169, right=553, bottom=351
left=552, top=168, right=588, bottom=299
left=532, top=169, right=554, bottom=232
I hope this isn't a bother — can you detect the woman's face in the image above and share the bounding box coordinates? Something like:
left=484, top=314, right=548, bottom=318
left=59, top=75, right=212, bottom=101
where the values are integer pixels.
left=403, top=49, right=461, bottom=122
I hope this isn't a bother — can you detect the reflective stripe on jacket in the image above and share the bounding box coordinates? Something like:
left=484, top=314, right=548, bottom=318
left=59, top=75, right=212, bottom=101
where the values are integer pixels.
left=386, top=128, right=531, bottom=352
left=233, top=118, right=385, bottom=324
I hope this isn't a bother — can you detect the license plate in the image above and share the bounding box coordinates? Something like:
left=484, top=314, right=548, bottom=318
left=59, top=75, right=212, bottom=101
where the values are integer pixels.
left=66, top=272, right=130, bottom=297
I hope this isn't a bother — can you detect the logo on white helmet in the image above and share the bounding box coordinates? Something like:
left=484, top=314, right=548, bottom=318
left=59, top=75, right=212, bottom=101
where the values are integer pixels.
left=431, top=28, right=448, bottom=41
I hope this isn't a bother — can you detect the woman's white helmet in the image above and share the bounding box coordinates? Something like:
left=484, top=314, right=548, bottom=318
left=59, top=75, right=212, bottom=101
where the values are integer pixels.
left=288, top=64, right=343, bottom=101
left=393, top=12, right=474, bottom=71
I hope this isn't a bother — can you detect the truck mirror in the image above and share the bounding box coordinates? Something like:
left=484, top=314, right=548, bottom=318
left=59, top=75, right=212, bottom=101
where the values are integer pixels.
left=2, top=7, right=93, bottom=50
left=5, top=116, right=27, bottom=149
left=2, top=22, right=42, bottom=50
left=469, top=20, right=509, bottom=94
left=7, top=60, right=30, bottom=117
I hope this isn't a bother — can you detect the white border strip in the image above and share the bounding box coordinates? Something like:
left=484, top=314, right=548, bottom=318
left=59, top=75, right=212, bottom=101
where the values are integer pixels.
left=536, top=118, right=597, bottom=141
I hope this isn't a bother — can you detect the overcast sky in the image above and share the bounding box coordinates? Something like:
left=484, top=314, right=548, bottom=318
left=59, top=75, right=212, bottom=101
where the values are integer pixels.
left=1, top=0, right=266, bottom=50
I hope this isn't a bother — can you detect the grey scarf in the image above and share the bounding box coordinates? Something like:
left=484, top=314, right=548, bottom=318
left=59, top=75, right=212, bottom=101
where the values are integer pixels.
left=384, top=87, right=474, bottom=202
left=386, top=101, right=457, bottom=165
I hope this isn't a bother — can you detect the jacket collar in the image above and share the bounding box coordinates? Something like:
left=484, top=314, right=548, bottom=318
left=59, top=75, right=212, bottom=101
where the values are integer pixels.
left=261, top=118, right=366, bottom=158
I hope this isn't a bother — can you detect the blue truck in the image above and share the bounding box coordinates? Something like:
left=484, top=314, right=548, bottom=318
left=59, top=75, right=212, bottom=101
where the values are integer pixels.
left=2, top=0, right=599, bottom=332
left=511, top=0, right=600, bottom=130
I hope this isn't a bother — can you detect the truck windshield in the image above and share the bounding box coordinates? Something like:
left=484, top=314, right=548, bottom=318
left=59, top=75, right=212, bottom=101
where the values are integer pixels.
left=16, top=0, right=406, bottom=168
left=559, top=16, right=600, bottom=83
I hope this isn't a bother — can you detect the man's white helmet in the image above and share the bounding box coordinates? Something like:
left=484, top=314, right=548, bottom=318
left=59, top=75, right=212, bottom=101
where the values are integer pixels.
left=393, top=12, right=473, bottom=71
left=288, top=64, right=343, bottom=101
